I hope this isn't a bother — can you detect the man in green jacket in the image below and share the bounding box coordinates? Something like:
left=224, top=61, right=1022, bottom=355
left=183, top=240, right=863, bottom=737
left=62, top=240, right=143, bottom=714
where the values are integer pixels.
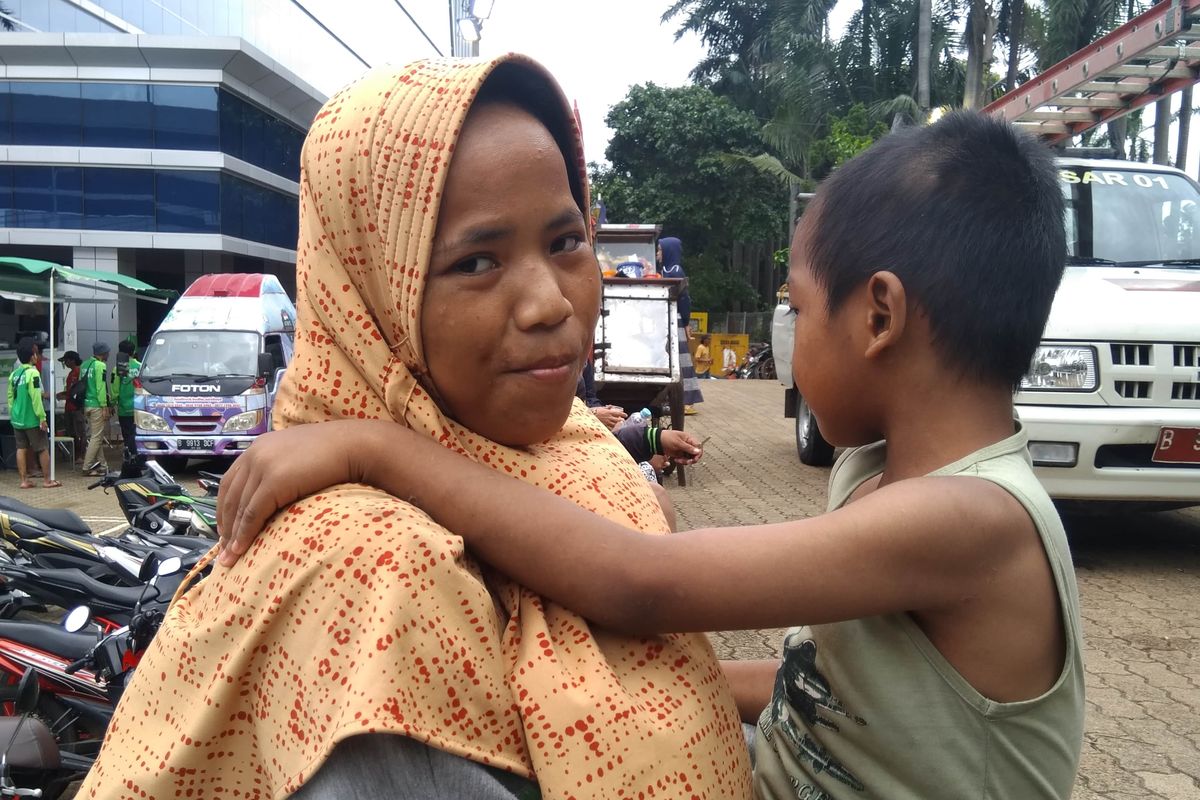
left=81, top=341, right=111, bottom=476
left=7, top=338, right=60, bottom=488
left=110, top=340, right=141, bottom=462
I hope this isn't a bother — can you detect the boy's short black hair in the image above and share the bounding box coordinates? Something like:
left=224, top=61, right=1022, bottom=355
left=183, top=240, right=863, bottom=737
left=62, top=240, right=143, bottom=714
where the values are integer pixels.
left=118, top=340, right=135, bottom=355
left=802, top=111, right=1066, bottom=388
left=16, top=337, right=35, bottom=364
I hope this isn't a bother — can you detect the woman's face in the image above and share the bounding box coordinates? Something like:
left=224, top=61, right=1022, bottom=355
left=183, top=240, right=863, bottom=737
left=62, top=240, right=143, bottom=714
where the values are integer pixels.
left=422, top=103, right=600, bottom=447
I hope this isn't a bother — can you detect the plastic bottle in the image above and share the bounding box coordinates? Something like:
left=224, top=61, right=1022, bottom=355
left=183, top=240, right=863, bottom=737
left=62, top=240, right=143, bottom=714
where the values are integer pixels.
left=629, top=408, right=652, bottom=429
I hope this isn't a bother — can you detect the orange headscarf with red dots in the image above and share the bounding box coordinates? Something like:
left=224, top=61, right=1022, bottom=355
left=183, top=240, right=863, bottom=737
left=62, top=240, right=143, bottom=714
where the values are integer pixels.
left=80, top=56, right=750, bottom=800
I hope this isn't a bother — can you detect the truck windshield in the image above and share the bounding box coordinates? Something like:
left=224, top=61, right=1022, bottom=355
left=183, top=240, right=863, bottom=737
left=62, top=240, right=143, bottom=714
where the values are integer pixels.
left=1061, top=167, right=1200, bottom=265
left=140, top=331, right=260, bottom=380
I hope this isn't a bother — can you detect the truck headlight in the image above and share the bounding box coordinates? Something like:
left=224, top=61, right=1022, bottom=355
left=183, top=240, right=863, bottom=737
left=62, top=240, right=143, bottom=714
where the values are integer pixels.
left=1020, top=345, right=1098, bottom=391
left=134, top=410, right=169, bottom=432
left=223, top=410, right=262, bottom=433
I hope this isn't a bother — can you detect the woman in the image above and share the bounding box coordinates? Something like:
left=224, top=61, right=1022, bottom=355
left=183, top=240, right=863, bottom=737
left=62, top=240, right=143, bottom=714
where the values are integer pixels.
left=78, top=57, right=750, bottom=799
left=659, top=237, right=703, bottom=413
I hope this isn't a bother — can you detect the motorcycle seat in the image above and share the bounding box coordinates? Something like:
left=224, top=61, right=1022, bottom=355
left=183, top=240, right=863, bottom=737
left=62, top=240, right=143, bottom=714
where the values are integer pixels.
left=0, top=497, right=91, bottom=536
left=0, top=619, right=95, bottom=661
left=0, top=716, right=60, bottom=770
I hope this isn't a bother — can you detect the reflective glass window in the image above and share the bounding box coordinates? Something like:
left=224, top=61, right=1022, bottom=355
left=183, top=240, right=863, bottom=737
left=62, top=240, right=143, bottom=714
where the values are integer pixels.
left=9, top=82, right=81, bottom=146
left=218, top=90, right=243, bottom=161
left=152, top=85, right=219, bottom=150
left=156, top=170, right=219, bottom=233
left=240, top=102, right=265, bottom=168
left=220, top=175, right=244, bottom=240
left=10, top=166, right=82, bottom=229
left=83, top=168, right=154, bottom=230
left=0, top=83, right=10, bottom=144
left=0, top=166, right=12, bottom=227
left=82, top=83, right=152, bottom=148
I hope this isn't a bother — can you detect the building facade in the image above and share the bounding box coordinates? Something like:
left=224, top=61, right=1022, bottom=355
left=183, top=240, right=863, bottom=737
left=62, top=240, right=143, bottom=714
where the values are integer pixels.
left=0, top=0, right=451, bottom=355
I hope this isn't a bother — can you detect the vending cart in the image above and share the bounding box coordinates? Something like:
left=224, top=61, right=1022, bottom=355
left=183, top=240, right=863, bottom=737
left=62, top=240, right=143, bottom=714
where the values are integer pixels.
left=592, top=224, right=690, bottom=485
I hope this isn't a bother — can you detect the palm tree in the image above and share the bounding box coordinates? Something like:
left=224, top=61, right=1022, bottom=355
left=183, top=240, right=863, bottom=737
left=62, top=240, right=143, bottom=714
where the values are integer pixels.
left=1, top=3, right=17, bottom=31
left=917, top=0, right=932, bottom=112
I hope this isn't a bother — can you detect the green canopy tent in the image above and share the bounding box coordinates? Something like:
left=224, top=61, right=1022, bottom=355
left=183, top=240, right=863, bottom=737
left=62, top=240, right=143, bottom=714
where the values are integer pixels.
left=0, top=257, right=177, bottom=481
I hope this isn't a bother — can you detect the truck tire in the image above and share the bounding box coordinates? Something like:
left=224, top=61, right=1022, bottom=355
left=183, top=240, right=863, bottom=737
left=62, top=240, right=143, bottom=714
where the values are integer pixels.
left=796, top=396, right=835, bottom=466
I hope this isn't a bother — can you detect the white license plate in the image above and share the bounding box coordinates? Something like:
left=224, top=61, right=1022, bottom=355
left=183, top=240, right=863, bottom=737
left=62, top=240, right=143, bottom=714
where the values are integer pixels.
left=178, top=438, right=215, bottom=451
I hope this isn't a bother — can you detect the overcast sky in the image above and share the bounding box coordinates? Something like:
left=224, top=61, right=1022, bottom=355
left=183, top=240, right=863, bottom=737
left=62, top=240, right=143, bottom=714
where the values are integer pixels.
left=473, top=0, right=859, bottom=163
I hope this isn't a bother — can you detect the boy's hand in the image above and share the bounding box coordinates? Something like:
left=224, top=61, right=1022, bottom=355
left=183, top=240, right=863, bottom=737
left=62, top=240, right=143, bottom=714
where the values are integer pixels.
left=216, top=420, right=375, bottom=567
left=661, top=430, right=703, bottom=465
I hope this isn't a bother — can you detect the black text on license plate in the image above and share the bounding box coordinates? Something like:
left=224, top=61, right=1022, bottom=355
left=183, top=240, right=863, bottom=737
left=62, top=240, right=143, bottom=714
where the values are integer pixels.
left=179, top=438, right=214, bottom=451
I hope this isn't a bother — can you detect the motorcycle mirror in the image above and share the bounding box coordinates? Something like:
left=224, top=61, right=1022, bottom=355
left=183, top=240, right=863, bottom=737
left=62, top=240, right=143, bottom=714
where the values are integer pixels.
left=13, top=667, right=38, bottom=715
left=63, top=606, right=92, bottom=634
left=157, top=556, right=184, bottom=578
left=138, top=554, right=160, bottom=583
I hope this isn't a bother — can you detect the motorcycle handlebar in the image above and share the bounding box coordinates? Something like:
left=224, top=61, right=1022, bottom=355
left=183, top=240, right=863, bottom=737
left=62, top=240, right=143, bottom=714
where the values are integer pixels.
left=130, top=499, right=172, bottom=524
left=64, top=655, right=90, bottom=675
left=86, top=478, right=106, bottom=490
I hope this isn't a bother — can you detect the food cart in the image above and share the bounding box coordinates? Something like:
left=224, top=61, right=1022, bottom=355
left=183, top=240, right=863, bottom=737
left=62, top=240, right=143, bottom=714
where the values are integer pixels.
left=592, top=224, right=690, bottom=485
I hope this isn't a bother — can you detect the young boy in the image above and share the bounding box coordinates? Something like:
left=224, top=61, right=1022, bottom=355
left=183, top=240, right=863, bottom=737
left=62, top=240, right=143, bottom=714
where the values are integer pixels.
left=7, top=338, right=61, bottom=488
left=218, top=112, right=1083, bottom=798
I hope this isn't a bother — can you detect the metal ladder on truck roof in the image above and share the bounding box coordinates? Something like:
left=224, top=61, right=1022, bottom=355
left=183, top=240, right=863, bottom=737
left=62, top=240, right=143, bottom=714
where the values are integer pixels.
left=985, top=0, right=1200, bottom=142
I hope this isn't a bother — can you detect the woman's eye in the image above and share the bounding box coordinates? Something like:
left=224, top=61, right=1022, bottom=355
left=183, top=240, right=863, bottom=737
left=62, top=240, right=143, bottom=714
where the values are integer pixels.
left=452, top=256, right=497, bottom=275
left=551, top=234, right=585, bottom=254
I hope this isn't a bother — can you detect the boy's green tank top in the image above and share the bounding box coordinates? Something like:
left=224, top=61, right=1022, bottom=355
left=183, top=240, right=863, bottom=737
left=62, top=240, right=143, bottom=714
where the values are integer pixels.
left=752, top=425, right=1084, bottom=799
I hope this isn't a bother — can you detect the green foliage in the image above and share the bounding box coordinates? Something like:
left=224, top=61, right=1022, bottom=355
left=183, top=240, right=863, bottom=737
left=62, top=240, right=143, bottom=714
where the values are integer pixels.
left=592, top=83, right=787, bottom=311
left=810, top=104, right=889, bottom=171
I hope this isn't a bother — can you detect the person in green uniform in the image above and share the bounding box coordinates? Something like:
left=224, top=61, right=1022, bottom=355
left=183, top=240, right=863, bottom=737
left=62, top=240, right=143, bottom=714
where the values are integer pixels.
left=110, top=340, right=141, bottom=462
left=81, top=341, right=111, bottom=476
left=7, top=338, right=60, bottom=488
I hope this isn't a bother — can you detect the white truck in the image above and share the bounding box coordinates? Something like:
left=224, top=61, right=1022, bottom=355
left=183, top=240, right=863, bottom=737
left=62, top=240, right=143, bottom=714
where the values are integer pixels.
left=774, top=157, right=1200, bottom=509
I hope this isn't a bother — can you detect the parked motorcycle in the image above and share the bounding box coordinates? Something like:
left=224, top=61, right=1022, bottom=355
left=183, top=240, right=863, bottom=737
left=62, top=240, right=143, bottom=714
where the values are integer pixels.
left=734, top=342, right=776, bottom=380
left=88, top=460, right=218, bottom=539
left=0, top=667, right=92, bottom=799
left=0, top=556, right=184, bottom=759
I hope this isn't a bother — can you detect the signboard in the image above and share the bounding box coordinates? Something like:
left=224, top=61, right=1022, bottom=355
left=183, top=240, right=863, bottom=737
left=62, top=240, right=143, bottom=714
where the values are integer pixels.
left=689, top=312, right=708, bottom=333
left=689, top=333, right=749, bottom=378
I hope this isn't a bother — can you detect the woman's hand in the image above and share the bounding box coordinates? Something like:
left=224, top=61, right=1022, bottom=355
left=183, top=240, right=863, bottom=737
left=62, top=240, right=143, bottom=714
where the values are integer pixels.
left=661, top=430, right=703, bottom=465
left=215, top=420, right=382, bottom=566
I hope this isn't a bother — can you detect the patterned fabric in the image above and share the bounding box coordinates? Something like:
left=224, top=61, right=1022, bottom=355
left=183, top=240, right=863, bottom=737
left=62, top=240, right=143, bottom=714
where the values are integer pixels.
left=79, top=56, right=750, bottom=800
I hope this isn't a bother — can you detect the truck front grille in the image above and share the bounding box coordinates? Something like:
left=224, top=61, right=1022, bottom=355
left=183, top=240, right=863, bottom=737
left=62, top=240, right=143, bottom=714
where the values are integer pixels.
left=1115, top=380, right=1152, bottom=399
left=1173, top=382, right=1200, bottom=401
left=1112, top=343, right=1152, bottom=366
left=1105, top=342, right=1200, bottom=407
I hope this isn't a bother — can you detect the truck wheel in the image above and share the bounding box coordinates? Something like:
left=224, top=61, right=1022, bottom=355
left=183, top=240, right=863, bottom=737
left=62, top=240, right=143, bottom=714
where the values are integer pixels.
left=796, top=397, right=835, bottom=466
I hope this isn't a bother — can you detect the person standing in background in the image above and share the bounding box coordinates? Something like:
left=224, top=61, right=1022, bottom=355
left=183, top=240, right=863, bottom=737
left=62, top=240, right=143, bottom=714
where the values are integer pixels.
left=81, top=342, right=111, bottom=476
left=56, top=350, right=85, bottom=467
left=694, top=334, right=714, bottom=379
left=110, top=340, right=140, bottom=462
left=8, top=338, right=60, bottom=488
left=658, top=237, right=703, bottom=414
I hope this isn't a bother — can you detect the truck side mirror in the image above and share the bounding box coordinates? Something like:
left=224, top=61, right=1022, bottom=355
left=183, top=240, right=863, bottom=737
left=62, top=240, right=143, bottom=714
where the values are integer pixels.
left=257, top=352, right=274, bottom=378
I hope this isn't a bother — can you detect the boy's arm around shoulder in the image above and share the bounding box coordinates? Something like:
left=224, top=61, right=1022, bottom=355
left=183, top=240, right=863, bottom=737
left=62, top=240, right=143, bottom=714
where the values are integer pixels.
left=495, top=473, right=1039, bottom=635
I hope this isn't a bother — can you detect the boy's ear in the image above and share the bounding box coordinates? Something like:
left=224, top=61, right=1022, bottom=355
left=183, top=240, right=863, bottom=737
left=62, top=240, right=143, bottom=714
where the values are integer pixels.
left=861, top=271, right=907, bottom=360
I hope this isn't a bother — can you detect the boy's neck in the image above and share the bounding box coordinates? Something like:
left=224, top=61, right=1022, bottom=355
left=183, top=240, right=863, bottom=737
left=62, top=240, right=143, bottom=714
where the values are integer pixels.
left=876, top=377, right=1017, bottom=486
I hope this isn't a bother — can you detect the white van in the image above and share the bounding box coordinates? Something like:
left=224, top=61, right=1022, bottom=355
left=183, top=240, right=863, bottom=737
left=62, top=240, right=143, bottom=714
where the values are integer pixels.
left=774, top=158, right=1200, bottom=510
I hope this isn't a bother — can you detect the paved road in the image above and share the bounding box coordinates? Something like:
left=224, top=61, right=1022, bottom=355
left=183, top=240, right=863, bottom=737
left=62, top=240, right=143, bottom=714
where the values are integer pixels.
left=669, top=380, right=1200, bottom=800
left=10, top=380, right=1199, bottom=798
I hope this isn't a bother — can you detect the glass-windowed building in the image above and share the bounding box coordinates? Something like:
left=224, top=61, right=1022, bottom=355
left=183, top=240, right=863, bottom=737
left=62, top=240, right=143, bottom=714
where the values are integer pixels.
left=0, top=0, right=451, bottom=354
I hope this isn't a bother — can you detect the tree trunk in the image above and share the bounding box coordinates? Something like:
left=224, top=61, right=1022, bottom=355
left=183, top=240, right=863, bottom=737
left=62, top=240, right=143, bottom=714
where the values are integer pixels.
left=917, top=0, right=932, bottom=114
left=861, top=0, right=874, bottom=90
left=1154, top=96, right=1172, bottom=165
left=963, top=0, right=995, bottom=108
left=1177, top=85, right=1193, bottom=171
left=1006, top=0, right=1025, bottom=92
left=1108, top=118, right=1128, bottom=159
